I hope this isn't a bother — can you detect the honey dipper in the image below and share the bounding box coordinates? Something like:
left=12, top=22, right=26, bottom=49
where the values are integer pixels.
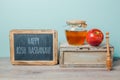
left=106, top=32, right=112, bottom=71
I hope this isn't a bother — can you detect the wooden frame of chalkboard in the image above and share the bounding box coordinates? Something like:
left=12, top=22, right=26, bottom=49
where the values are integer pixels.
left=10, top=29, right=58, bottom=65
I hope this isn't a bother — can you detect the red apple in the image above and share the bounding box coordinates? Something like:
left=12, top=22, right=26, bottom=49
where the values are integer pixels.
left=86, top=28, right=104, bottom=46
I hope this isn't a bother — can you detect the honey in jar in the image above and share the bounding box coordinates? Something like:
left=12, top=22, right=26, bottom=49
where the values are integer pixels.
left=65, top=20, right=87, bottom=45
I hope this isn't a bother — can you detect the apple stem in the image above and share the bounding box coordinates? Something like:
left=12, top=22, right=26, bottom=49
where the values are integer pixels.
left=106, top=32, right=112, bottom=71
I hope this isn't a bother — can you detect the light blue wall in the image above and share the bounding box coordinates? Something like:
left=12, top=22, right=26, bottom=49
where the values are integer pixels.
left=0, top=0, right=120, bottom=57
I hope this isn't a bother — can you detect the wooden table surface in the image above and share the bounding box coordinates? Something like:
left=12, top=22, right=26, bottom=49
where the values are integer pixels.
left=0, top=57, right=120, bottom=80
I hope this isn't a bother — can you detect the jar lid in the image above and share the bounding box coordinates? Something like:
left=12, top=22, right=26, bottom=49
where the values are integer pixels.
left=66, top=20, right=87, bottom=28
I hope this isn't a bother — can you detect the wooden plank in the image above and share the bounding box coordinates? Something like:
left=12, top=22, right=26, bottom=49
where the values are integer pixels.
left=60, top=42, right=114, bottom=69
left=0, top=57, right=120, bottom=80
left=63, top=52, right=106, bottom=64
left=9, top=29, right=58, bottom=65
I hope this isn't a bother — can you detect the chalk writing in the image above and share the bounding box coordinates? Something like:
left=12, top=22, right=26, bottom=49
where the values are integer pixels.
left=28, top=37, right=39, bottom=45
left=28, top=47, right=51, bottom=54
left=16, top=47, right=26, bottom=54
left=14, top=34, right=53, bottom=60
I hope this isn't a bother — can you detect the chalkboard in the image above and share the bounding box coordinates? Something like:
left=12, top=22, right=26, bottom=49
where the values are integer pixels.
left=10, top=30, right=58, bottom=65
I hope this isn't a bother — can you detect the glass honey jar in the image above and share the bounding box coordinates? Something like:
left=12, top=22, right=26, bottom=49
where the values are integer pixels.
left=65, top=20, right=87, bottom=45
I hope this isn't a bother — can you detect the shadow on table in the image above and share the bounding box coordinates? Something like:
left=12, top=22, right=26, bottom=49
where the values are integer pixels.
left=113, top=57, right=120, bottom=67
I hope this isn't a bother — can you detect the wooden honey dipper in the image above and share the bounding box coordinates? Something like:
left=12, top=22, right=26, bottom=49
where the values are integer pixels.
left=106, top=32, right=112, bottom=71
